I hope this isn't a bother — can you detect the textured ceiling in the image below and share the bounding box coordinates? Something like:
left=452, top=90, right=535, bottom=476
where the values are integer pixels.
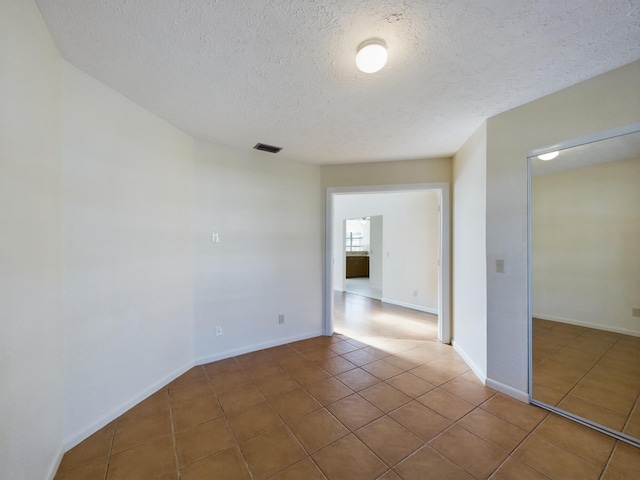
left=35, top=0, right=640, bottom=164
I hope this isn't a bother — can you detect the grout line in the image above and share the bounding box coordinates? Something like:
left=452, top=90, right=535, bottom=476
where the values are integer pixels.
left=103, top=413, right=117, bottom=480
left=166, top=388, right=180, bottom=480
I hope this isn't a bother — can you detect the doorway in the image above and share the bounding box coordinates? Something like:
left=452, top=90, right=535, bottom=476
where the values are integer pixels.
left=325, top=183, right=450, bottom=344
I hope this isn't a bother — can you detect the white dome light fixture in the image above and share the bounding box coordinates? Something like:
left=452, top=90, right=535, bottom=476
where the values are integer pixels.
left=356, top=39, right=388, bottom=73
left=538, top=151, right=560, bottom=161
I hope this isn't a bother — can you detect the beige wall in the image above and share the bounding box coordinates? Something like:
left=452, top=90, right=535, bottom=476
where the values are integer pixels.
left=193, top=141, right=323, bottom=362
left=0, top=1, right=64, bottom=478
left=532, top=158, right=640, bottom=336
left=321, top=157, right=451, bottom=189
left=452, top=122, right=488, bottom=379
left=485, top=60, right=640, bottom=396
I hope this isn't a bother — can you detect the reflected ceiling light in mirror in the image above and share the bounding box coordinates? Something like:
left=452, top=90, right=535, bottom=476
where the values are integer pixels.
left=356, top=39, right=387, bottom=73
left=538, top=151, right=560, bottom=161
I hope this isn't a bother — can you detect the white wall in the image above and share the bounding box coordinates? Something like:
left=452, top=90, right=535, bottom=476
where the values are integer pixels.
left=0, top=1, right=65, bottom=479
left=485, top=60, right=640, bottom=398
left=452, top=123, right=488, bottom=380
left=369, top=215, right=383, bottom=289
left=60, top=62, right=196, bottom=445
left=193, top=141, right=323, bottom=363
left=333, top=192, right=440, bottom=313
left=532, top=158, right=640, bottom=336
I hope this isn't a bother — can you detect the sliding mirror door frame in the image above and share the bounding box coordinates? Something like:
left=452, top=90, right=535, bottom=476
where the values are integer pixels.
left=527, top=121, right=640, bottom=447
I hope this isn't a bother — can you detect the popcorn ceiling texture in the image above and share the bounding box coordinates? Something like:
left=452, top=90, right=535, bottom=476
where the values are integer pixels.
left=35, top=0, right=640, bottom=164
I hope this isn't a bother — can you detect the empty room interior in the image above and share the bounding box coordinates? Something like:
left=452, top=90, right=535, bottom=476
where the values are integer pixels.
left=1, top=1, right=639, bottom=479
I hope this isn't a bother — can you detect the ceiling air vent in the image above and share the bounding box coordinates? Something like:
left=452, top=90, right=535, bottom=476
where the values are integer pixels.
left=254, top=143, right=282, bottom=154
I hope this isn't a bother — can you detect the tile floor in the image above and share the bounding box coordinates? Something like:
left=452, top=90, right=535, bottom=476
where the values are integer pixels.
left=532, top=318, right=640, bottom=437
left=54, top=298, right=639, bottom=479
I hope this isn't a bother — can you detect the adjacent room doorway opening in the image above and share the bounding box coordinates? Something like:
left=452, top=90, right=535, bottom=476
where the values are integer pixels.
left=325, top=183, right=450, bottom=344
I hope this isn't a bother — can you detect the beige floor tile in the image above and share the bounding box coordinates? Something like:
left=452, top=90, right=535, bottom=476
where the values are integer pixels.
left=118, top=390, right=169, bottom=422
left=112, top=409, right=172, bottom=454
left=394, top=446, right=474, bottom=480
left=389, top=401, right=451, bottom=441
left=336, top=367, right=381, bottom=391
left=106, top=436, right=175, bottom=480
left=226, top=401, right=283, bottom=442
left=271, top=388, right=321, bottom=421
left=558, top=395, right=627, bottom=431
left=481, top=394, right=547, bottom=431
left=202, top=357, right=241, bottom=377
left=168, top=366, right=207, bottom=387
left=360, top=382, right=412, bottom=413
left=57, top=422, right=114, bottom=473
left=54, top=457, right=108, bottom=480
left=312, top=434, right=387, bottom=480
left=623, top=403, right=640, bottom=438
left=235, top=350, right=271, bottom=367
left=342, top=349, right=380, bottom=366
left=457, top=408, right=528, bottom=453
left=513, top=434, right=602, bottom=480
left=217, top=384, right=266, bottom=414
left=355, top=416, right=423, bottom=466
left=174, top=417, right=235, bottom=467
left=489, top=458, right=549, bottom=480
left=240, top=425, right=306, bottom=479
left=409, top=364, right=458, bottom=386
left=179, top=446, right=251, bottom=480
left=386, top=372, right=435, bottom=398
left=302, top=346, right=338, bottom=362
left=288, top=363, right=331, bottom=385
left=315, top=355, right=358, bottom=375
left=361, top=359, right=405, bottom=380
left=417, top=388, right=475, bottom=421
left=532, top=382, right=567, bottom=406
left=268, top=458, right=326, bottom=480
left=168, top=380, right=215, bottom=406
left=605, top=441, right=640, bottom=479
left=171, top=395, right=223, bottom=432
left=440, top=377, right=496, bottom=405
left=305, top=376, right=354, bottom=405
left=377, top=470, right=402, bottom=479
left=243, top=360, right=286, bottom=380
left=208, top=370, right=252, bottom=394
left=430, top=426, right=507, bottom=479
left=254, top=373, right=300, bottom=399
left=329, top=340, right=361, bottom=355
left=326, top=393, right=384, bottom=431
left=287, top=408, right=349, bottom=453
left=534, top=414, right=615, bottom=467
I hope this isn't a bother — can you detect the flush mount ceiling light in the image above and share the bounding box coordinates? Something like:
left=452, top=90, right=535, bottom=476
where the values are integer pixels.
left=356, top=39, right=388, bottom=73
left=538, top=151, right=560, bottom=161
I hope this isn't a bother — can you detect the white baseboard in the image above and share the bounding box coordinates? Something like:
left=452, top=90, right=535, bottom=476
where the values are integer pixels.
left=381, top=297, right=438, bottom=315
left=62, top=360, right=194, bottom=451
left=485, top=377, right=530, bottom=403
left=45, top=444, right=65, bottom=480
left=533, top=313, right=640, bottom=337
left=195, top=330, right=324, bottom=366
left=451, top=340, right=486, bottom=384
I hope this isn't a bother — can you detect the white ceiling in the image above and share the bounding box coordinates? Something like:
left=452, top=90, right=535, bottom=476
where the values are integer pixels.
left=35, top=0, right=640, bottom=165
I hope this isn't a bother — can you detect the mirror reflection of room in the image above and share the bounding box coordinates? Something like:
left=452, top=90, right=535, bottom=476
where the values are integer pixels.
left=530, top=130, right=640, bottom=442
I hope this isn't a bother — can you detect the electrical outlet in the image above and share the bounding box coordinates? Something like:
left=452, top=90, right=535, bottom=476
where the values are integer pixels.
left=496, top=259, right=505, bottom=273
left=413, top=290, right=418, bottom=297
left=215, top=325, right=223, bottom=336
left=632, top=307, right=640, bottom=318
left=278, top=314, right=285, bottom=324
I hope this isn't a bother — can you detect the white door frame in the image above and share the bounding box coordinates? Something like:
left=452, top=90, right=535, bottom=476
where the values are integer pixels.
left=325, top=183, right=451, bottom=344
